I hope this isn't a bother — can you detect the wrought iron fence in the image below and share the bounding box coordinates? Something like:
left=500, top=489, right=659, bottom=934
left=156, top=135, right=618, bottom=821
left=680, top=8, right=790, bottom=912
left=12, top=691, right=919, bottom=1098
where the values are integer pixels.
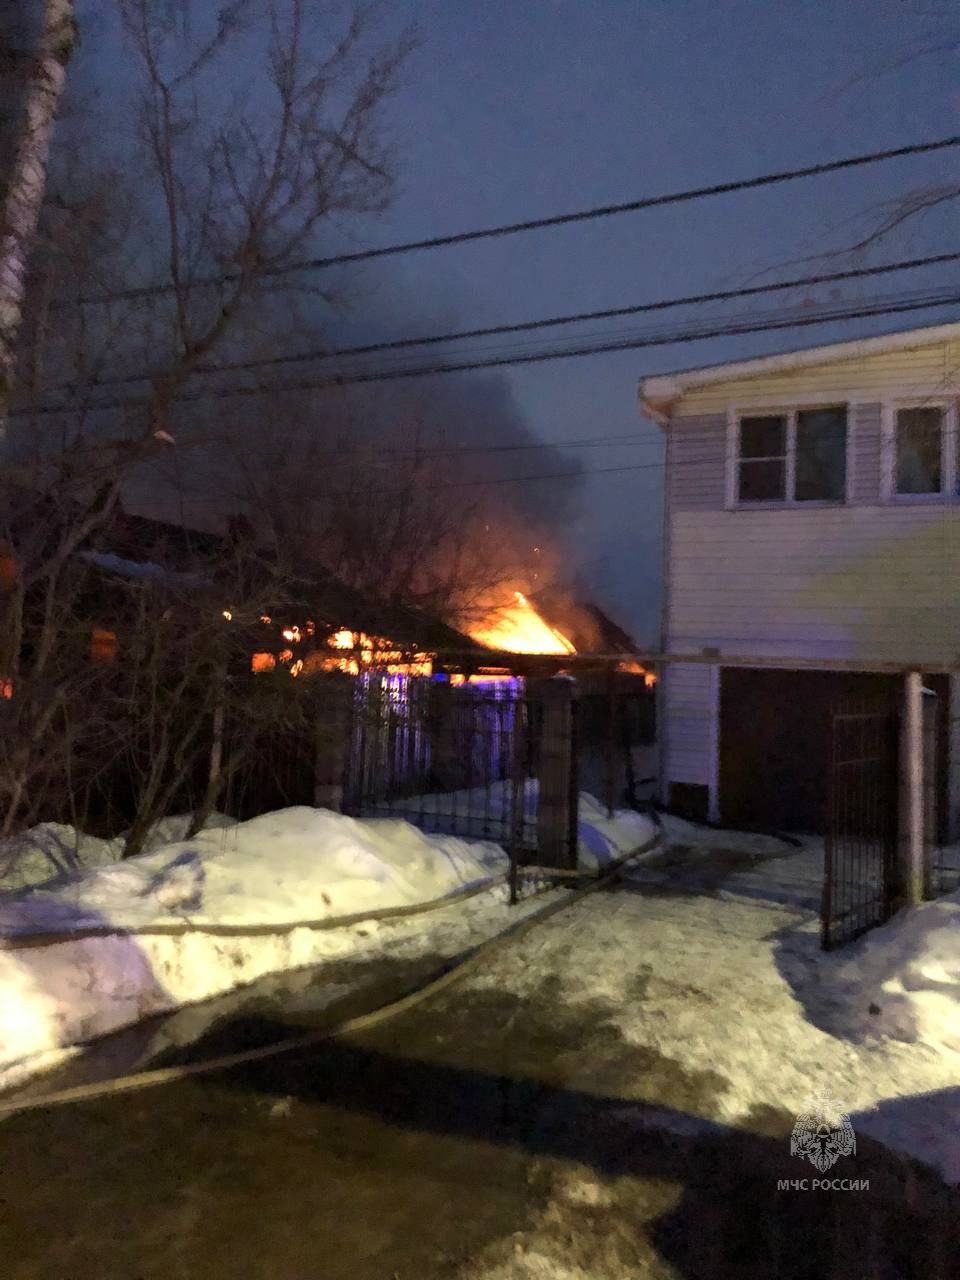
left=341, top=674, right=579, bottom=898
left=921, top=690, right=960, bottom=898
left=821, top=703, right=899, bottom=950
left=929, top=845, right=960, bottom=896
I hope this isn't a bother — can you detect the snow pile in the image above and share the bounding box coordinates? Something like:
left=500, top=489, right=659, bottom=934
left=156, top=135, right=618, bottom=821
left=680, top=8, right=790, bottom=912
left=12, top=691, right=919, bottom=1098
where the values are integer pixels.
left=0, top=824, right=118, bottom=893
left=0, top=808, right=514, bottom=1086
left=833, top=894, right=960, bottom=1054
left=0, top=807, right=509, bottom=936
left=0, top=802, right=656, bottom=1091
left=376, top=782, right=656, bottom=870
left=131, top=810, right=237, bottom=856
left=575, top=794, right=657, bottom=869
left=0, top=811, right=236, bottom=894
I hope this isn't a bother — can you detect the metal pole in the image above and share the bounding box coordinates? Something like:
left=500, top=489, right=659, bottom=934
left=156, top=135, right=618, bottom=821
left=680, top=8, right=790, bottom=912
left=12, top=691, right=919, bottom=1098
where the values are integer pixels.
left=903, top=670, right=925, bottom=907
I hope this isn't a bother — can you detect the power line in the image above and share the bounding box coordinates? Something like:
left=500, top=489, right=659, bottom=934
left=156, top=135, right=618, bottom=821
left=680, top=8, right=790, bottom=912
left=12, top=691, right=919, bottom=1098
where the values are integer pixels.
left=38, top=249, right=960, bottom=396
left=15, top=286, right=960, bottom=418
left=57, top=135, right=960, bottom=307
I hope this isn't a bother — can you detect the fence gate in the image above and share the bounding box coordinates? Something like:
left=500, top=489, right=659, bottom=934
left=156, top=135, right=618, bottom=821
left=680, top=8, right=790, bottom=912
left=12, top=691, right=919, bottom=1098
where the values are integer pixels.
left=822, top=704, right=899, bottom=950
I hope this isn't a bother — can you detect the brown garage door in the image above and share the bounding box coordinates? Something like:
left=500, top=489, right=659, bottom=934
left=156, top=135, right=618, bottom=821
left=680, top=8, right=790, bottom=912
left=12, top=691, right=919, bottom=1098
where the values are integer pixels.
left=719, top=668, right=947, bottom=835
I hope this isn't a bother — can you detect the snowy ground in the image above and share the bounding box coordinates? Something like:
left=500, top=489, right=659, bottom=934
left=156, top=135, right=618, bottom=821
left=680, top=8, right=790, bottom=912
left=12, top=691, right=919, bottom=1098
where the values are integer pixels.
left=461, top=823, right=960, bottom=1200
left=0, top=799, right=657, bottom=1092
left=3, top=815, right=960, bottom=1278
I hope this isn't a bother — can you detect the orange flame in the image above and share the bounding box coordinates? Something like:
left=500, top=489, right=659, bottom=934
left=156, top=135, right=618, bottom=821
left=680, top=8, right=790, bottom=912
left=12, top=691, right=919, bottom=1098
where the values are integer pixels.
left=469, top=591, right=575, bottom=656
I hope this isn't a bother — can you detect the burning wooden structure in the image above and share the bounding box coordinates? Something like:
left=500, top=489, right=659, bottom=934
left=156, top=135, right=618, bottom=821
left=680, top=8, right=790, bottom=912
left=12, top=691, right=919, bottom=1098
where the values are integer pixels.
left=3, top=496, right=653, bottom=879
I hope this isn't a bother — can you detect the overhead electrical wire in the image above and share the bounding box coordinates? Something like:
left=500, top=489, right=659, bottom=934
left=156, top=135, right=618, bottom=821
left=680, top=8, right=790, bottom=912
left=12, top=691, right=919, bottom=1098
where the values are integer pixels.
left=33, top=248, right=960, bottom=397
left=56, top=134, right=960, bottom=307
left=15, top=285, right=960, bottom=418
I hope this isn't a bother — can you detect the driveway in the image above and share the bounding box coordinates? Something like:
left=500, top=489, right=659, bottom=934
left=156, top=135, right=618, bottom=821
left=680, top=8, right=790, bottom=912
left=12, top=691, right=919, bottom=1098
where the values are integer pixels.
left=0, top=823, right=958, bottom=1279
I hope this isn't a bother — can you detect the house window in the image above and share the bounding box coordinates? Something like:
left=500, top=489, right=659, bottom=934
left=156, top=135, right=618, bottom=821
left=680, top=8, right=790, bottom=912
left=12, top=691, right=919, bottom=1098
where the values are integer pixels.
left=738, top=415, right=787, bottom=501
left=895, top=406, right=944, bottom=495
left=795, top=407, right=847, bottom=501
left=736, top=406, right=847, bottom=504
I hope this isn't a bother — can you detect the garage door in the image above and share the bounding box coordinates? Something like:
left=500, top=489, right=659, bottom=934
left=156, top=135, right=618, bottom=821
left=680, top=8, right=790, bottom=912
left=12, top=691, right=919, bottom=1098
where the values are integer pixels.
left=719, top=668, right=947, bottom=834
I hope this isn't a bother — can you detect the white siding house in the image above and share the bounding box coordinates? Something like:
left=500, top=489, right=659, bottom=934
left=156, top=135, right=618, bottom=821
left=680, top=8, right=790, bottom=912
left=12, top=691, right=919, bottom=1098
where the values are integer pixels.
left=639, top=322, right=960, bottom=831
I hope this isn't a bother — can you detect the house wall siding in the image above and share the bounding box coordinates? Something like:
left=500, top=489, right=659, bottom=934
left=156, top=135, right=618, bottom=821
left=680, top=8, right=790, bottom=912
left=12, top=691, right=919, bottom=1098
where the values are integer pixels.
left=666, top=505, right=960, bottom=664
left=852, top=401, right=882, bottom=504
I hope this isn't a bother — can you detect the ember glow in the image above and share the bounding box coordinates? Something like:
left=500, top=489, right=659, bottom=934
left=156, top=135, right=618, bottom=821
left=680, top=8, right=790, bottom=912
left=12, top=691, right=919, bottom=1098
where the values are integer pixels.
left=90, top=628, right=118, bottom=663
left=469, top=591, right=575, bottom=656
left=320, top=630, right=432, bottom=676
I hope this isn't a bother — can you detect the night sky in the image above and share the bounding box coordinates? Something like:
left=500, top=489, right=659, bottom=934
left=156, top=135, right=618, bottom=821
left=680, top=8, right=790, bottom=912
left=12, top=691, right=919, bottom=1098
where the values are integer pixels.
left=79, top=0, right=960, bottom=641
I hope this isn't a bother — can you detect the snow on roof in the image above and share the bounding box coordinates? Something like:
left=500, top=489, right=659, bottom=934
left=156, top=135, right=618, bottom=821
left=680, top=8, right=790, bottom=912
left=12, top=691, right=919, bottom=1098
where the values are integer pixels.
left=78, top=550, right=208, bottom=590
left=638, top=319, right=960, bottom=421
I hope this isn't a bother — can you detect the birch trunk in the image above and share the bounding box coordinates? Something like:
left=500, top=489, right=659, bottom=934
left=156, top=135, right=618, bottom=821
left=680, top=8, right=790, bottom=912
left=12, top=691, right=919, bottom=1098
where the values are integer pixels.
left=0, top=0, right=76, bottom=431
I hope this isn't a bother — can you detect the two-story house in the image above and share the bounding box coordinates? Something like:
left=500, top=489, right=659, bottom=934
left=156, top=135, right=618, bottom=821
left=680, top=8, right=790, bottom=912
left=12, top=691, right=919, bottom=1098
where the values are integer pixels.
left=639, top=321, right=960, bottom=834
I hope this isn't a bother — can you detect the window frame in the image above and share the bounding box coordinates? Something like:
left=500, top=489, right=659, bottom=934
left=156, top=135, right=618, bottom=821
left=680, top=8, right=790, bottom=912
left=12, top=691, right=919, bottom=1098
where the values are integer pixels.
left=881, top=399, right=958, bottom=503
left=726, top=402, right=851, bottom=508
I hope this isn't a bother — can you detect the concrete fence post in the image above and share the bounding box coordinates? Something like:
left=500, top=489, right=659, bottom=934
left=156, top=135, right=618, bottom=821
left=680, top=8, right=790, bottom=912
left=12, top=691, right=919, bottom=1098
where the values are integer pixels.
left=536, top=677, right=578, bottom=872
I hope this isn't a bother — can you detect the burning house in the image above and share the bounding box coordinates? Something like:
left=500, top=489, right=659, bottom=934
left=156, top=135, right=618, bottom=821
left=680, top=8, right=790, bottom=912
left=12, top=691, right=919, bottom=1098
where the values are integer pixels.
left=3, top=489, right=651, bottom=872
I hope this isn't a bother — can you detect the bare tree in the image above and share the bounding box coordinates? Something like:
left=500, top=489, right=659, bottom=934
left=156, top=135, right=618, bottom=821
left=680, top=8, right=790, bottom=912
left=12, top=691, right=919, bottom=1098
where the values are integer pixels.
left=109, top=0, right=411, bottom=441
left=0, top=0, right=414, bottom=850
left=0, top=0, right=77, bottom=429
left=203, top=373, right=583, bottom=630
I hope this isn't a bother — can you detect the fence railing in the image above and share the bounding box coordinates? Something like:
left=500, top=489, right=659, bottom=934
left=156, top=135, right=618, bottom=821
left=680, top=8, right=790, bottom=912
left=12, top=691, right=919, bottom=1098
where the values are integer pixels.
left=22, top=661, right=653, bottom=894
left=341, top=675, right=582, bottom=898
left=822, top=703, right=899, bottom=950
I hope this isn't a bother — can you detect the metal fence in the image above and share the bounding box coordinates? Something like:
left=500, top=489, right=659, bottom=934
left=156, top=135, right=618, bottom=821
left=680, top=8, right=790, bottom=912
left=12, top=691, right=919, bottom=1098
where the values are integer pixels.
left=930, top=843, right=960, bottom=896
left=341, top=674, right=580, bottom=898
left=920, top=690, right=960, bottom=898
left=821, top=703, right=899, bottom=950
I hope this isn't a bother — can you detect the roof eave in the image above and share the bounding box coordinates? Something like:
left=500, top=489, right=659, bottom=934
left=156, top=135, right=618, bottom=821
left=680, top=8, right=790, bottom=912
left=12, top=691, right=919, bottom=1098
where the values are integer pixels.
left=636, top=319, right=960, bottom=416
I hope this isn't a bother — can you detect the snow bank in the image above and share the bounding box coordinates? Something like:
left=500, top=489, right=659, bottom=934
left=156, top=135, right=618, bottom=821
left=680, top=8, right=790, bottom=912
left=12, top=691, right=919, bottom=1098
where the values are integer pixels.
left=0, top=812, right=236, bottom=893
left=0, top=807, right=509, bottom=936
left=0, top=808, right=510, bottom=1087
left=374, top=781, right=655, bottom=870
left=575, top=794, right=657, bottom=869
left=0, top=824, right=118, bottom=894
left=0, top=802, right=656, bottom=1091
left=833, top=894, right=960, bottom=1055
